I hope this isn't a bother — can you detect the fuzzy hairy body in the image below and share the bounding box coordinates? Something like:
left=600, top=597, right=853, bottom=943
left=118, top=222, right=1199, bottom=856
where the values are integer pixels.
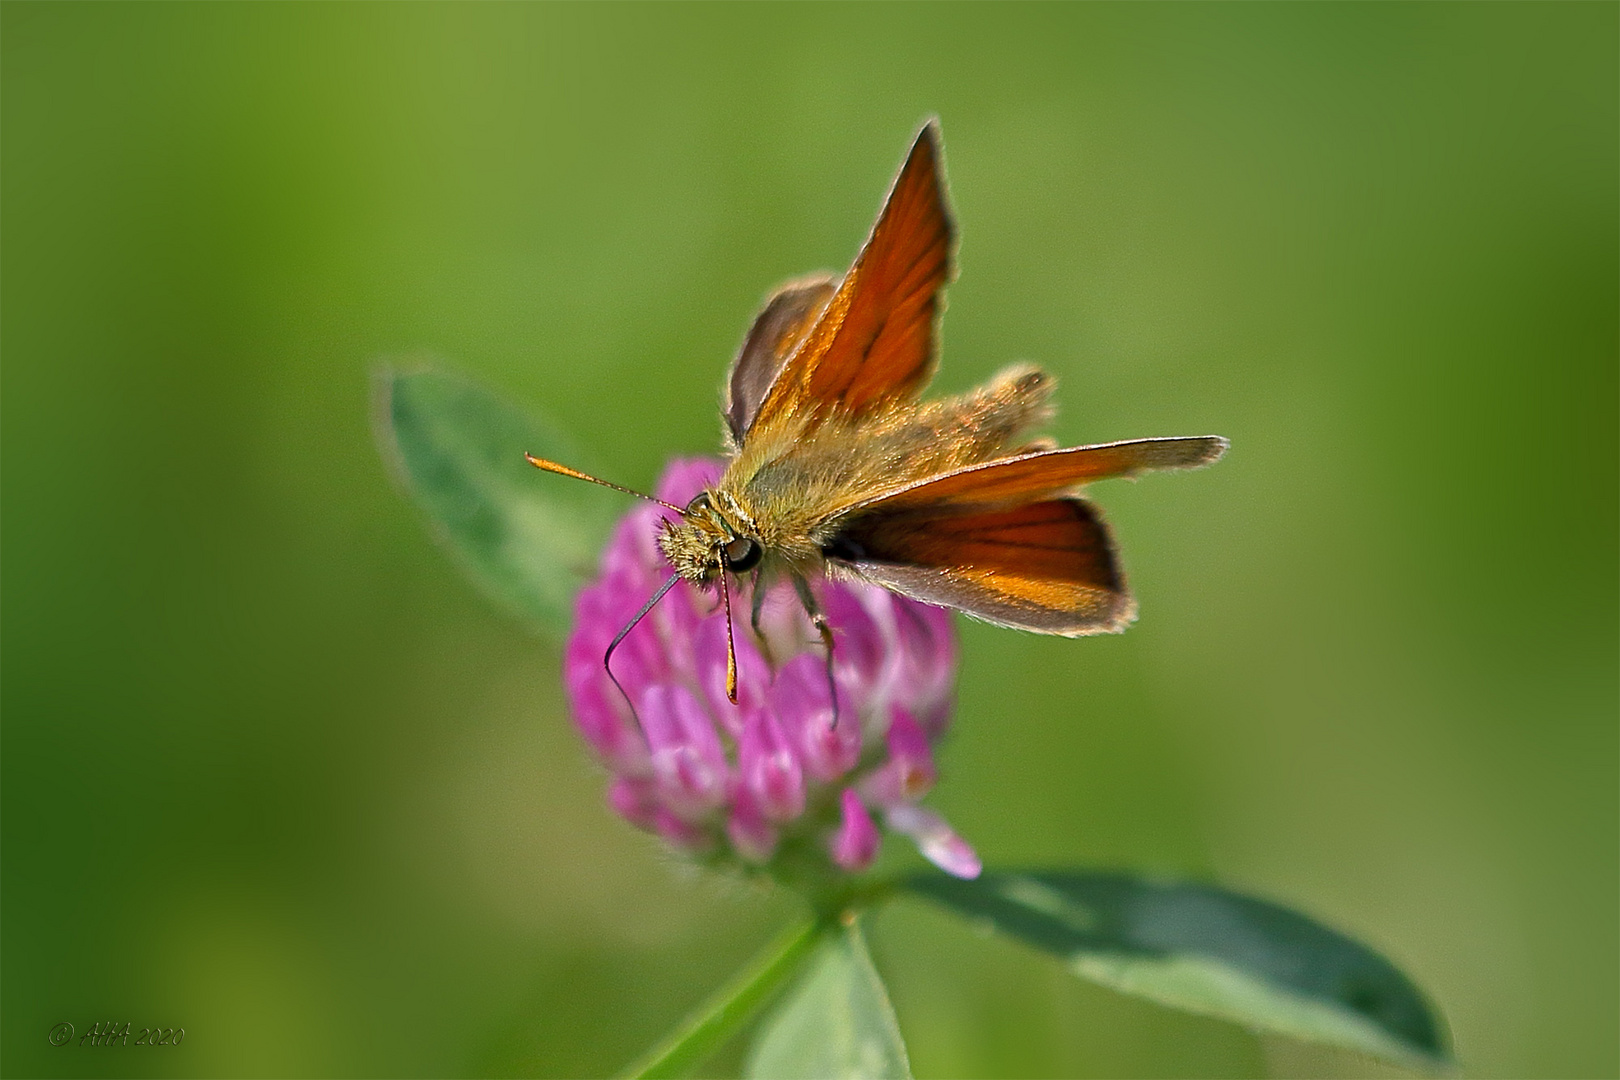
left=658, top=365, right=1053, bottom=585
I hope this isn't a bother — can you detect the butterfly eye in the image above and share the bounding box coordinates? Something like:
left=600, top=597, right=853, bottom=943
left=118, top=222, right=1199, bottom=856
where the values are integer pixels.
left=724, top=536, right=761, bottom=573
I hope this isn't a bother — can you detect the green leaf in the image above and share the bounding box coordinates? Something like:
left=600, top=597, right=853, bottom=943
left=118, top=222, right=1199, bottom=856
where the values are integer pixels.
left=375, top=364, right=622, bottom=636
left=623, top=919, right=824, bottom=1080
left=746, top=918, right=912, bottom=1080
left=905, top=870, right=1450, bottom=1070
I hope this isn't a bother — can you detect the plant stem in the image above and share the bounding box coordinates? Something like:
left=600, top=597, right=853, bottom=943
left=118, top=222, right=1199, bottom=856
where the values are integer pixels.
left=621, top=916, right=828, bottom=1080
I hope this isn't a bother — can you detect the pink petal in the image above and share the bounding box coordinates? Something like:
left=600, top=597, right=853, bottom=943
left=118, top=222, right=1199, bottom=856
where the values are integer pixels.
left=830, top=790, right=881, bottom=872
left=606, top=776, right=659, bottom=831
left=694, top=615, right=772, bottom=738
left=726, top=788, right=778, bottom=864
left=653, top=808, right=713, bottom=853
left=738, top=711, right=805, bottom=822
left=887, top=597, right=957, bottom=733
left=641, top=684, right=729, bottom=817
left=748, top=579, right=819, bottom=661
left=886, top=804, right=981, bottom=880
left=601, top=504, right=668, bottom=592
left=654, top=458, right=723, bottom=507
left=861, top=707, right=938, bottom=806
left=818, top=584, right=887, bottom=698
left=564, top=629, right=646, bottom=771
left=577, top=573, right=673, bottom=691
left=772, top=654, right=860, bottom=782
left=650, top=578, right=706, bottom=675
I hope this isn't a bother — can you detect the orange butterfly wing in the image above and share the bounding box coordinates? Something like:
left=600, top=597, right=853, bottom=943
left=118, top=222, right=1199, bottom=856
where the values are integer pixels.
left=724, top=275, right=836, bottom=444
left=745, top=120, right=954, bottom=436
left=827, top=499, right=1134, bottom=634
left=840, top=436, right=1228, bottom=519
left=819, top=435, right=1226, bottom=632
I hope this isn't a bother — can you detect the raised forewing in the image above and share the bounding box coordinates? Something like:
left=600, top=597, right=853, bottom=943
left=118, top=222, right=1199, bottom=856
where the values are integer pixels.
left=724, top=275, right=836, bottom=445
left=745, top=120, right=954, bottom=436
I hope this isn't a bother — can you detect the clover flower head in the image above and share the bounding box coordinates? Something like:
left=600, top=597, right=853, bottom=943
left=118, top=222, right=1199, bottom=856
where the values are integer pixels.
left=564, top=459, right=980, bottom=881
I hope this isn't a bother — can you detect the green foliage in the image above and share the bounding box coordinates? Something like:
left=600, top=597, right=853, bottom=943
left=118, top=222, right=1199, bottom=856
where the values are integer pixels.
left=376, top=365, right=621, bottom=637
left=745, top=920, right=911, bottom=1080
left=905, top=870, right=1450, bottom=1070
left=7, top=5, right=1615, bottom=1078
left=625, top=920, right=824, bottom=1080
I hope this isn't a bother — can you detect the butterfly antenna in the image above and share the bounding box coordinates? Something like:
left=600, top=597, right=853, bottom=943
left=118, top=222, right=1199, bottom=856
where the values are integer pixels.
left=525, top=454, right=686, bottom=514
left=718, top=551, right=740, bottom=704
left=604, top=573, right=683, bottom=737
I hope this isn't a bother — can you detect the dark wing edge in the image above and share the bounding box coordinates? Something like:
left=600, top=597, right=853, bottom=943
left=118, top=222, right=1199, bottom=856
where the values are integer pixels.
left=825, top=498, right=1135, bottom=636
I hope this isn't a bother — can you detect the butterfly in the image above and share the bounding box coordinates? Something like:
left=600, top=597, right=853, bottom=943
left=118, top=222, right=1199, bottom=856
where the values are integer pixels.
left=529, top=119, right=1227, bottom=705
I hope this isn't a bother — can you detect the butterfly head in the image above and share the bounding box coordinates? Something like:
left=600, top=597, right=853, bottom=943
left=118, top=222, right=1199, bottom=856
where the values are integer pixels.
left=658, top=488, right=762, bottom=585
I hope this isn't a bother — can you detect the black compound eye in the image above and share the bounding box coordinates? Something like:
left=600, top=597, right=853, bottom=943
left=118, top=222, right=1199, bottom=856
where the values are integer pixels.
left=724, top=536, right=761, bottom=572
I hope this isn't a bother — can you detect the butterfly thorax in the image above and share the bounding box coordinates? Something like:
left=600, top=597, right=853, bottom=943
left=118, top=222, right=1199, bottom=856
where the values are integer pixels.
left=716, top=364, right=1058, bottom=553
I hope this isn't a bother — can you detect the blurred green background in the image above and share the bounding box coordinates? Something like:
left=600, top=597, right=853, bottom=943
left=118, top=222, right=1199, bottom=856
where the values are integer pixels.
left=4, top=3, right=1615, bottom=1077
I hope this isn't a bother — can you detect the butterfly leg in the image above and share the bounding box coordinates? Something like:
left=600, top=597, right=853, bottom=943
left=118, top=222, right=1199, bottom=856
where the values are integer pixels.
left=749, top=569, right=776, bottom=667
left=792, top=576, right=839, bottom=725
